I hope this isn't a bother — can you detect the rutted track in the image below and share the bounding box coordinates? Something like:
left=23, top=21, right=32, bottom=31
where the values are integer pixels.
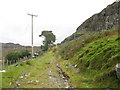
left=13, top=52, right=73, bottom=88
left=56, top=63, right=72, bottom=88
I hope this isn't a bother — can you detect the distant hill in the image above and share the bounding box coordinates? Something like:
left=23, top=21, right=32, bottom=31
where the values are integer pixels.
left=62, top=1, right=120, bottom=43
left=0, top=42, right=40, bottom=59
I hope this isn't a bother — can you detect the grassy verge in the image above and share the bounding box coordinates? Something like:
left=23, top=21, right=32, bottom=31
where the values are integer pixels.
left=2, top=65, right=29, bottom=88
left=2, top=55, right=43, bottom=88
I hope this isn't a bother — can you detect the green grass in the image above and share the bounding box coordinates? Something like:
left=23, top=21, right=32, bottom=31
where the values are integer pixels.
left=18, top=51, right=65, bottom=88
left=58, top=27, right=118, bottom=60
left=58, top=60, right=94, bottom=88
left=1, top=55, right=43, bottom=88
left=55, top=27, right=120, bottom=88
left=2, top=65, right=29, bottom=88
left=75, top=36, right=119, bottom=69
left=56, top=35, right=120, bottom=88
left=2, top=51, right=64, bottom=88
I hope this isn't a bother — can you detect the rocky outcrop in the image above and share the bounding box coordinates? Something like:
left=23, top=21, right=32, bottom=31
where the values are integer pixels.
left=77, top=1, right=120, bottom=32
left=61, top=33, right=84, bottom=43
left=62, top=1, right=120, bottom=43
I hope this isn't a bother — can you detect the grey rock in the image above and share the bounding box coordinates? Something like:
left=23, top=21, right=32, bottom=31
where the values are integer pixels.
left=35, top=80, right=39, bottom=83
left=27, top=80, right=33, bottom=84
left=77, top=2, right=120, bottom=32
left=25, top=74, right=28, bottom=77
left=62, top=1, right=120, bottom=43
left=19, top=76, right=24, bottom=79
left=17, top=84, right=20, bottom=86
left=116, top=64, right=120, bottom=80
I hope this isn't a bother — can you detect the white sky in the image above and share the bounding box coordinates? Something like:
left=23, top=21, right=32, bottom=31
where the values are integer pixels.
left=0, top=0, right=115, bottom=46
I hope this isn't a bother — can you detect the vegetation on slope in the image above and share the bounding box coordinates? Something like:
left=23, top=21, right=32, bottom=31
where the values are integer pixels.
left=55, top=27, right=120, bottom=88
left=5, top=50, right=30, bottom=62
left=59, top=27, right=118, bottom=60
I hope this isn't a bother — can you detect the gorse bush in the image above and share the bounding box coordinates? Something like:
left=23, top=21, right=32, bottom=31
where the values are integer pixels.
left=5, top=50, right=31, bottom=63
left=5, top=51, right=21, bottom=61
left=20, top=50, right=31, bottom=58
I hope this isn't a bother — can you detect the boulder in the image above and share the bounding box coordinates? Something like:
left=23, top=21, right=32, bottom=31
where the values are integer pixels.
left=115, top=64, right=120, bottom=80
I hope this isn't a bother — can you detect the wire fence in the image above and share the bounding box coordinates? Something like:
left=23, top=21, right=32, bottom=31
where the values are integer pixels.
left=0, top=51, right=45, bottom=71
left=0, top=56, right=31, bottom=71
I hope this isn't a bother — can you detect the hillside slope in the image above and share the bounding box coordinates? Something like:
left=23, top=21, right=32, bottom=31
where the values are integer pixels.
left=56, top=27, right=120, bottom=88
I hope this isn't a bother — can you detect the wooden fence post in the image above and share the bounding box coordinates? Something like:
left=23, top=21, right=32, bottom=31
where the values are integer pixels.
left=10, top=61, right=11, bottom=65
left=3, top=57, right=4, bottom=70
left=13, top=60, right=14, bottom=64
left=7, top=60, right=8, bottom=70
left=9, top=61, right=11, bottom=70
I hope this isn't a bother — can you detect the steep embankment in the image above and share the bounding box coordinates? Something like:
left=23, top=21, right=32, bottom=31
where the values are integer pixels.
left=62, top=1, right=120, bottom=43
left=56, top=27, right=120, bottom=88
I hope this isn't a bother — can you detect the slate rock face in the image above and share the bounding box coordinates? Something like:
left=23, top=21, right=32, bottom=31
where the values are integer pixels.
left=77, top=1, right=120, bottom=32
left=62, top=1, right=120, bottom=43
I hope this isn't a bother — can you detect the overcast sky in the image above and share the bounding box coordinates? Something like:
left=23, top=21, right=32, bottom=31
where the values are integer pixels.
left=0, top=0, right=115, bottom=46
